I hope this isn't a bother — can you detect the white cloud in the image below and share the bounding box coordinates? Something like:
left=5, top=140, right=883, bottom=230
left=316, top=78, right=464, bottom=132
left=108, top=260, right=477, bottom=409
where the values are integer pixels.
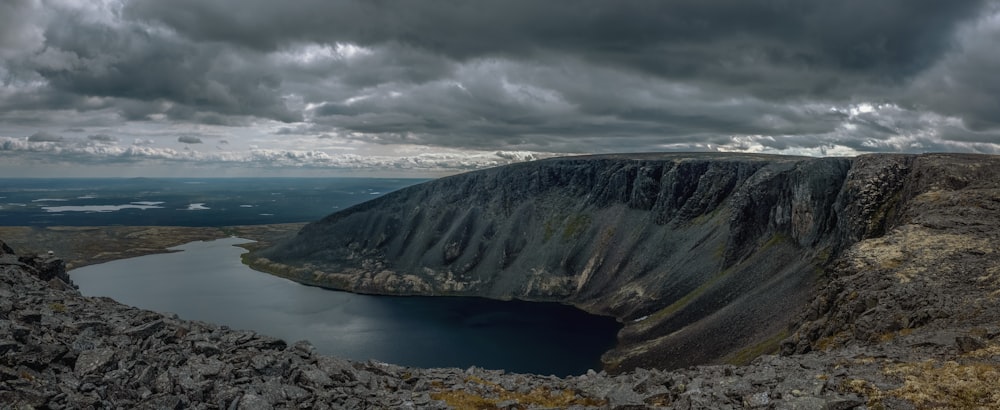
left=275, top=42, right=374, bottom=65
left=0, top=135, right=563, bottom=173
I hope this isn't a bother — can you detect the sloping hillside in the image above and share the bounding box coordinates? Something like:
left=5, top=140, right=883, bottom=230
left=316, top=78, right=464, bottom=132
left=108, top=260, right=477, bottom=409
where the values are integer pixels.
left=251, top=153, right=1000, bottom=371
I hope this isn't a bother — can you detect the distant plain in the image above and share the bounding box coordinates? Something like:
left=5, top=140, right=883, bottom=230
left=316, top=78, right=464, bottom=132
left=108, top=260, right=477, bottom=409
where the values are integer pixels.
left=0, top=178, right=426, bottom=266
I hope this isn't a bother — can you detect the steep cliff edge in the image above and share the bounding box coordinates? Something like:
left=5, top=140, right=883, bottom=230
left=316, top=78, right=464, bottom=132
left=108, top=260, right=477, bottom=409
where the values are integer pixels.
left=784, top=153, right=1000, bottom=354
left=250, top=153, right=1000, bottom=372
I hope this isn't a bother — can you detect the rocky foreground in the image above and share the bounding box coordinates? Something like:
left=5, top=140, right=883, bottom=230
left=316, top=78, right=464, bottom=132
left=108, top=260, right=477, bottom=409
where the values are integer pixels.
left=3, top=240, right=1000, bottom=409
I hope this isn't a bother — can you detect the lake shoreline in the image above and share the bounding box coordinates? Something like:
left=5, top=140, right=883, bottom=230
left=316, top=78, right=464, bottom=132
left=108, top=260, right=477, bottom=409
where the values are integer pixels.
left=244, top=249, right=622, bottom=320
left=70, top=236, right=621, bottom=375
left=1, top=238, right=878, bottom=408
left=0, top=223, right=305, bottom=270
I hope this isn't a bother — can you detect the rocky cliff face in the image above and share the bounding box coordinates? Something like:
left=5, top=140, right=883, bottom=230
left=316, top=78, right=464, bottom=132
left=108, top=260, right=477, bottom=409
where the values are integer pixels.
left=251, top=153, right=1000, bottom=372
left=784, top=153, right=1000, bottom=354
left=0, top=240, right=74, bottom=289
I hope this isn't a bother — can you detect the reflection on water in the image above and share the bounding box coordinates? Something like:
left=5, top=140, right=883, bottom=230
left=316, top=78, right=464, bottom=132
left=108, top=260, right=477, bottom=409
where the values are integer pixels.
left=71, top=237, right=621, bottom=376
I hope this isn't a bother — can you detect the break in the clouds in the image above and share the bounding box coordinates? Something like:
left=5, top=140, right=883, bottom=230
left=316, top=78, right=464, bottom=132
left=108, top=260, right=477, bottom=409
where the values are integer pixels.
left=1, top=0, right=999, bottom=176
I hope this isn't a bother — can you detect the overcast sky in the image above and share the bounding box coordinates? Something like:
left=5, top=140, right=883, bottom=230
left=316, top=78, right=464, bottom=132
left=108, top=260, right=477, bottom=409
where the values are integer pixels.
left=2, top=0, right=999, bottom=177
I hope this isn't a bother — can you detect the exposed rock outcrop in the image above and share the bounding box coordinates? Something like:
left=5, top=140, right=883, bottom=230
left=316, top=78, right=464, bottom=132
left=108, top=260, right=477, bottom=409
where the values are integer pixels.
left=0, top=239, right=74, bottom=290
left=783, top=153, right=1000, bottom=354
left=252, top=153, right=1000, bottom=372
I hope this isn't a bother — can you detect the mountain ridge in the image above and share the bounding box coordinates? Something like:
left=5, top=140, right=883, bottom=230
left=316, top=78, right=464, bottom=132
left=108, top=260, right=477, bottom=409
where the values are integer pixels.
left=249, top=152, right=1000, bottom=371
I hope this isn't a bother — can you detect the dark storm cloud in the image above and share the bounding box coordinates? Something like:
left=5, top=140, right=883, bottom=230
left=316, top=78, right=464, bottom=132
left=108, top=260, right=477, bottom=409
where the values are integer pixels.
left=125, top=0, right=983, bottom=98
left=907, top=9, right=1000, bottom=131
left=0, top=0, right=43, bottom=58
left=24, top=10, right=300, bottom=125
left=27, top=131, right=64, bottom=142
left=310, top=58, right=845, bottom=150
left=177, top=136, right=203, bottom=144
left=2, top=0, right=999, bottom=164
left=120, top=0, right=1000, bottom=154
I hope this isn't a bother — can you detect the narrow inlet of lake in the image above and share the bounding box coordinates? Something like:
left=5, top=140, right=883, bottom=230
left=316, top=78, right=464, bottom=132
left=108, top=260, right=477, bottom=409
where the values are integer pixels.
left=70, top=237, right=621, bottom=376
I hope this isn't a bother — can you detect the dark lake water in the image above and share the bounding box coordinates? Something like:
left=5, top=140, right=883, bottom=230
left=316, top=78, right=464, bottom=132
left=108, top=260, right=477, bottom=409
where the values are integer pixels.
left=71, top=237, right=621, bottom=376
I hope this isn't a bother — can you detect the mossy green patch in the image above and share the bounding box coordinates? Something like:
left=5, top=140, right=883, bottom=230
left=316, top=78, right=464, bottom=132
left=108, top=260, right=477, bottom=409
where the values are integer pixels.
left=724, top=328, right=789, bottom=365
left=814, top=246, right=833, bottom=263
left=761, top=232, right=789, bottom=251
left=648, top=267, right=732, bottom=322
left=713, top=243, right=726, bottom=259
left=561, top=214, right=591, bottom=241
left=543, top=220, right=556, bottom=242
left=689, top=206, right=725, bottom=225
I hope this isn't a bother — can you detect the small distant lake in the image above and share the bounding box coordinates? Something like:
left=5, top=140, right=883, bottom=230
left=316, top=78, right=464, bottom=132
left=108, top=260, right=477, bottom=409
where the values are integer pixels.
left=0, top=178, right=427, bottom=227
left=71, top=237, right=621, bottom=376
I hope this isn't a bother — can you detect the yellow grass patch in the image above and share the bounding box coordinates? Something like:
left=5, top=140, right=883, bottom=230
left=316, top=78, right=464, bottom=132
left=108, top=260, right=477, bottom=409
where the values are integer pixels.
left=885, top=360, right=1000, bottom=409
left=430, top=375, right=606, bottom=410
left=841, top=378, right=886, bottom=410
